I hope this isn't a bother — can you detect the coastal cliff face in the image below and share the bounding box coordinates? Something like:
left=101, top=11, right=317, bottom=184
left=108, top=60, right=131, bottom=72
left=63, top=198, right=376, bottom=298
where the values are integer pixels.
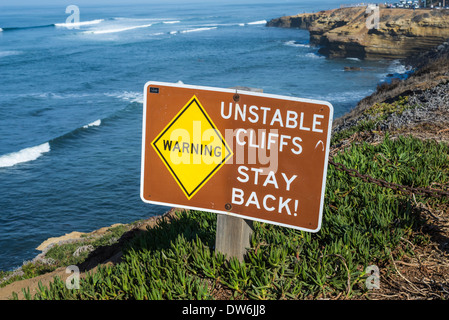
left=267, top=7, right=449, bottom=60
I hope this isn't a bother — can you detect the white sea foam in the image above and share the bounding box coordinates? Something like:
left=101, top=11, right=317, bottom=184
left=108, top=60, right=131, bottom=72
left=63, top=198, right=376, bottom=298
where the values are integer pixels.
left=388, top=59, right=411, bottom=74
left=0, top=143, right=50, bottom=168
left=180, top=27, right=217, bottom=33
left=305, top=52, right=324, bottom=59
left=169, top=30, right=178, bottom=34
left=284, top=40, right=310, bottom=48
left=247, top=20, right=267, bottom=25
left=238, top=23, right=245, bottom=27
left=202, top=23, right=243, bottom=27
left=113, top=17, right=178, bottom=22
left=163, top=20, right=180, bottom=24
left=54, top=19, right=104, bottom=28
left=106, top=91, right=143, bottom=104
left=83, top=119, right=101, bottom=128
left=85, top=23, right=153, bottom=34
left=0, top=51, right=22, bottom=58
left=0, top=28, right=3, bottom=32
left=113, top=17, right=154, bottom=21
left=346, top=57, right=361, bottom=61
left=314, top=89, right=374, bottom=104
left=28, top=92, right=94, bottom=100
left=112, top=17, right=153, bottom=21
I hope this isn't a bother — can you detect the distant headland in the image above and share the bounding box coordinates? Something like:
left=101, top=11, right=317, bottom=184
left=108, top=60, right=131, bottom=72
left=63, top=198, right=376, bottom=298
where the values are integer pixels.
left=266, top=4, right=449, bottom=60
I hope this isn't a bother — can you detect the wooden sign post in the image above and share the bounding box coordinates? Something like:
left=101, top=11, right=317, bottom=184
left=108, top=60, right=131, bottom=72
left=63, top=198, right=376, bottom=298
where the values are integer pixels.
left=141, top=81, right=333, bottom=260
left=215, top=215, right=253, bottom=261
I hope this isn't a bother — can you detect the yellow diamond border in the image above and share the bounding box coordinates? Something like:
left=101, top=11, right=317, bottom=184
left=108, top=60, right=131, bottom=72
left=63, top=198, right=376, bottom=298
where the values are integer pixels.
left=151, top=95, right=233, bottom=199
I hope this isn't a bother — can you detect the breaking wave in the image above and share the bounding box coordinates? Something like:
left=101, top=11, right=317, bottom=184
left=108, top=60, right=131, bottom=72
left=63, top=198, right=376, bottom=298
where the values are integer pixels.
left=0, top=24, right=54, bottom=32
left=304, top=52, right=324, bottom=59
left=105, top=91, right=143, bottom=104
left=180, top=27, right=217, bottom=33
left=0, top=117, right=105, bottom=168
left=84, top=23, right=153, bottom=34
left=83, top=119, right=101, bottom=128
left=388, top=59, right=412, bottom=74
left=54, top=19, right=104, bottom=28
left=0, top=51, right=22, bottom=58
left=0, top=143, right=50, bottom=168
left=1, top=19, right=104, bottom=33
left=284, top=40, right=310, bottom=48
left=247, top=20, right=267, bottom=25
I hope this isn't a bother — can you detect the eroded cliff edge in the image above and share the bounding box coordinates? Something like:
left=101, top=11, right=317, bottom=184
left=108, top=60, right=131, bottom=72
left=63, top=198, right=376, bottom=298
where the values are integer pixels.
left=267, top=6, right=449, bottom=60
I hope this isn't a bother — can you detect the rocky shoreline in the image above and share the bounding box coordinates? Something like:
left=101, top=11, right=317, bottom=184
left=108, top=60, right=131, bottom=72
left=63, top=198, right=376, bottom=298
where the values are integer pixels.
left=333, top=40, right=449, bottom=141
left=267, top=6, right=449, bottom=60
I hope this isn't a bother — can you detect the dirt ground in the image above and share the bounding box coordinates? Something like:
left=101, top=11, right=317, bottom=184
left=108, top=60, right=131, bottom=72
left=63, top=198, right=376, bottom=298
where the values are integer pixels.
left=366, top=200, right=449, bottom=300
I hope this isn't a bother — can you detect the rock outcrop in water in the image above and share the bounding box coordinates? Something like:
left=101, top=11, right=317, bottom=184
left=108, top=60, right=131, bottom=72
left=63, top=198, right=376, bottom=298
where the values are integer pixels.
left=267, top=6, right=449, bottom=60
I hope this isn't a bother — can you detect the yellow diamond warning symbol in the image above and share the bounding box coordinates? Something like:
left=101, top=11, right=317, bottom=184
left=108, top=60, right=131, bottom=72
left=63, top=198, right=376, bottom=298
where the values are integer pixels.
left=151, top=95, right=233, bottom=199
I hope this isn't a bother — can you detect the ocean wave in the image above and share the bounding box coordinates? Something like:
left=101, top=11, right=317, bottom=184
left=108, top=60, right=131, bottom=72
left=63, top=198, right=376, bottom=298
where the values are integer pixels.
left=105, top=91, right=143, bottom=104
left=54, top=19, right=104, bottom=28
left=305, top=52, right=324, bottom=59
left=83, top=119, right=101, bottom=128
left=21, top=92, right=96, bottom=100
left=85, top=23, right=153, bottom=34
left=284, top=40, right=310, bottom=48
left=0, top=51, right=22, bottom=58
left=0, top=24, right=54, bottom=32
left=180, top=27, right=217, bottom=33
left=113, top=17, right=162, bottom=22
left=113, top=17, right=150, bottom=21
left=247, top=20, right=267, bottom=25
left=0, top=143, right=50, bottom=168
left=202, top=22, right=245, bottom=27
left=0, top=19, right=103, bottom=32
left=313, top=89, right=374, bottom=104
left=163, top=20, right=180, bottom=24
left=388, top=59, right=411, bottom=74
left=0, top=116, right=107, bottom=168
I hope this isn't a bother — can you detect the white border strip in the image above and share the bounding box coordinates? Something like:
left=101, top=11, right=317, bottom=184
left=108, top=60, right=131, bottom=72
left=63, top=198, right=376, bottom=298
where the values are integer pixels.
left=141, top=81, right=334, bottom=233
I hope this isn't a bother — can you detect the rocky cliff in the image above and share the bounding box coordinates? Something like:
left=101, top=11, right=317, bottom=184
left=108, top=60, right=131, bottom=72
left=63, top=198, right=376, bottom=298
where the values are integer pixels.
left=267, top=7, right=449, bottom=60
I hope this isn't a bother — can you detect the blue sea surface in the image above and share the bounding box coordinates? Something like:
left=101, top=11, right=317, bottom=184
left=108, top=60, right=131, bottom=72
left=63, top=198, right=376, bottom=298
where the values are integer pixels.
left=0, top=0, right=404, bottom=271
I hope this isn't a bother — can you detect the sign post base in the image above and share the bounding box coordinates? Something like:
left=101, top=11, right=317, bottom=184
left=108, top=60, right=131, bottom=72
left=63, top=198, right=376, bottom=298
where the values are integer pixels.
left=215, top=214, right=253, bottom=262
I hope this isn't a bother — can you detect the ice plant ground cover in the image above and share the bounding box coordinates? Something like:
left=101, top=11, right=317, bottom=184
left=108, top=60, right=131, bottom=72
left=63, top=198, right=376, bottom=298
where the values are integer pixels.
left=9, top=131, right=448, bottom=300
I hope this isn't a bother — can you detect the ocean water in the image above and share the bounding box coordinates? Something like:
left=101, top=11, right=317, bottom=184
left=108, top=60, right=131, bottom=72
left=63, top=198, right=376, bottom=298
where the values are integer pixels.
left=0, top=0, right=404, bottom=271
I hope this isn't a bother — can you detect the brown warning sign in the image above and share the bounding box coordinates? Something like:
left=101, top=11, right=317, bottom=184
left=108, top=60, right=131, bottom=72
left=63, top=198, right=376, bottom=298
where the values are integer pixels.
left=141, top=81, right=333, bottom=232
